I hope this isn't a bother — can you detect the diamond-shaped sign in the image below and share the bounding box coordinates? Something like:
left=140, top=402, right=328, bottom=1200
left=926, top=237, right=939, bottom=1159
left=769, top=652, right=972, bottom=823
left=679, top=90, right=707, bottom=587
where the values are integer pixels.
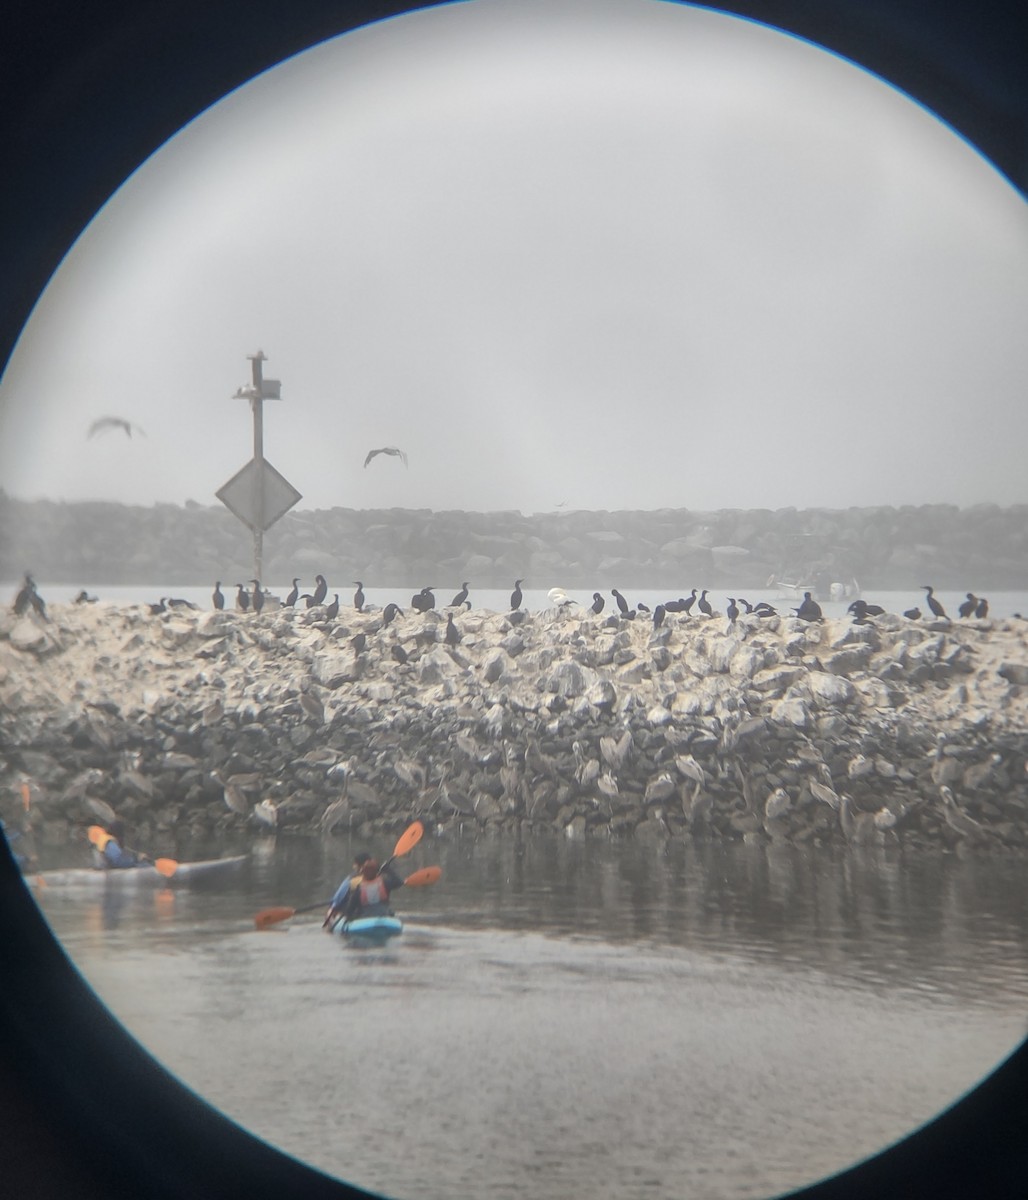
left=217, top=458, right=302, bottom=533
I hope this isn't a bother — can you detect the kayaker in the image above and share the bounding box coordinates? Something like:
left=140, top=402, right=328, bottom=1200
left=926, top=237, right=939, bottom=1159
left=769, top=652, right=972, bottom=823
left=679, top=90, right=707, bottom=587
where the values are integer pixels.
left=324, top=852, right=371, bottom=927
left=92, top=821, right=150, bottom=869
left=342, top=857, right=404, bottom=921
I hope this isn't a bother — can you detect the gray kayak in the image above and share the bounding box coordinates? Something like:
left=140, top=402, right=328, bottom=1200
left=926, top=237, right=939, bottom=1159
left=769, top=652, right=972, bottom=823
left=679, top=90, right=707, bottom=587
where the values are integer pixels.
left=33, top=855, right=248, bottom=890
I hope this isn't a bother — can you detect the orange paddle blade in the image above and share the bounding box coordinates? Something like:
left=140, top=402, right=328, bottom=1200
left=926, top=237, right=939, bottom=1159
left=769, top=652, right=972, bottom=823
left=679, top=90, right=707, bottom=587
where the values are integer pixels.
left=391, top=820, right=424, bottom=860
left=21, top=782, right=31, bottom=811
left=154, top=858, right=179, bottom=878
left=254, top=906, right=297, bottom=930
left=404, top=866, right=441, bottom=888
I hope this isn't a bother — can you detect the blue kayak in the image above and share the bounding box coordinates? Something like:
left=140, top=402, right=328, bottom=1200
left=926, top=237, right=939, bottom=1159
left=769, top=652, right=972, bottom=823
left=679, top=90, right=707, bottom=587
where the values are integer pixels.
left=330, top=914, right=403, bottom=945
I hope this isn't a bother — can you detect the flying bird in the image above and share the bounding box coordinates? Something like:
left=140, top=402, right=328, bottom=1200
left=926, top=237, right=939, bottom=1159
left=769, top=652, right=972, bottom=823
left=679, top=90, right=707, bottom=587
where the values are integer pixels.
left=87, top=416, right=145, bottom=439
left=364, top=446, right=408, bottom=468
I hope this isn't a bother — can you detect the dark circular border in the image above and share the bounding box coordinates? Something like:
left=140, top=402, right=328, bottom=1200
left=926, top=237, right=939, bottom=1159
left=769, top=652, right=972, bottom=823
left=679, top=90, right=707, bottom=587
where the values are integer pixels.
left=2, top=3, right=1027, bottom=1198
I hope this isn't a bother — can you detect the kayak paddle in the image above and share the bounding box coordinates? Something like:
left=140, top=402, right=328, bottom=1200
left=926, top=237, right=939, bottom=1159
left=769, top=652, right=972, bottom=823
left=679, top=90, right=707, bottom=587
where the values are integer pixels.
left=253, top=819, right=427, bottom=930
left=401, top=866, right=441, bottom=887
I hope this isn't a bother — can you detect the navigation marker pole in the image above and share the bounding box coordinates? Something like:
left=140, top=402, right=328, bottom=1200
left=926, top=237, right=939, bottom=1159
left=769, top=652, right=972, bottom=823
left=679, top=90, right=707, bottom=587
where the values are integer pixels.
left=216, top=351, right=301, bottom=587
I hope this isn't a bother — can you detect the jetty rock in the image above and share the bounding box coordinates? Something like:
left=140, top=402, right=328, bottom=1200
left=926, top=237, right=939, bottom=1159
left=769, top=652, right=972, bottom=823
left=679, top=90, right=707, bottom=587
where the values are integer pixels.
left=2, top=601, right=1027, bottom=855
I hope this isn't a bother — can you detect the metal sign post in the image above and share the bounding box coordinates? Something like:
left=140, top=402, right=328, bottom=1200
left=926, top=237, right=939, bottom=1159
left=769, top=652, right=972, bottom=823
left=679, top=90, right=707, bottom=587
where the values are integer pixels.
left=216, top=351, right=301, bottom=584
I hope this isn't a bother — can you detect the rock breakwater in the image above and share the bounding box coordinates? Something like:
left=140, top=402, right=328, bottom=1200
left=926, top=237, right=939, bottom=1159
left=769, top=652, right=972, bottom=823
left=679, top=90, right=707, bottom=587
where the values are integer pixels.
left=3, top=599, right=1028, bottom=857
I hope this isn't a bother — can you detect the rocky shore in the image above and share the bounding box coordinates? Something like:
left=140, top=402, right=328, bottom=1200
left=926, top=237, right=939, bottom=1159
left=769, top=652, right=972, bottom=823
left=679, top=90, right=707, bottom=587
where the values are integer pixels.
left=3, top=597, right=1028, bottom=857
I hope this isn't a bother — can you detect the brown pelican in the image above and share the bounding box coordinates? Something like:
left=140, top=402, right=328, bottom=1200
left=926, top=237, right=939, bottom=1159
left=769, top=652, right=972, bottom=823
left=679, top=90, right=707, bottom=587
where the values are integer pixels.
left=87, top=416, right=145, bottom=439
left=363, top=446, right=408, bottom=468
left=938, top=786, right=989, bottom=842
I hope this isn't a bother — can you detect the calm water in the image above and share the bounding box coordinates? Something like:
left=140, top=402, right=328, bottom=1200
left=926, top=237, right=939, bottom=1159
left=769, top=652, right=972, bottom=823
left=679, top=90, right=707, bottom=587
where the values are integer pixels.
left=32, top=833, right=1028, bottom=1200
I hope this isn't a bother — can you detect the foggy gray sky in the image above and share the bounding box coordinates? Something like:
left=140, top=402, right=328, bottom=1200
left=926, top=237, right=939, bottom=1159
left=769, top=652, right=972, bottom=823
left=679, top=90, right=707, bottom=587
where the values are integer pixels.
left=2, top=0, right=1027, bottom=515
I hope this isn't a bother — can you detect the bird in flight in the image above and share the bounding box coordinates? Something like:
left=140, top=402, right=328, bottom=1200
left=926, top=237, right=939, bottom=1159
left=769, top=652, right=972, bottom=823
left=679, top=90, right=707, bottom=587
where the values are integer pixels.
left=87, top=416, right=145, bottom=439
left=364, top=446, right=408, bottom=468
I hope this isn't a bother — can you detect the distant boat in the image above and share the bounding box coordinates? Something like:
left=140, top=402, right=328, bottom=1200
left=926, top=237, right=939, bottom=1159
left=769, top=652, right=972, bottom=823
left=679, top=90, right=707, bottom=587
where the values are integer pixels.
left=767, top=572, right=859, bottom=603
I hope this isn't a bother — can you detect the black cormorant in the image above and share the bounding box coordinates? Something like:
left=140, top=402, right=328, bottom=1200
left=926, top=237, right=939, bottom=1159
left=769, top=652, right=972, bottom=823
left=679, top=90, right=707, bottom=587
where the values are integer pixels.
left=250, top=581, right=264, bottom=614
left=450, top=583, right=469, bottom=607
left=312, top=575, right=328, bottom=606
left=510, top=579, right=523, bottom=610
left=794, top=592, right=823, bottom=622
left=682, top=589, right=698, bottom=616
left=653, top=605, right=666, bottom=629
left=212, top=582, right=225, bottom=611
left=612, top=589, right=630, bottom=616
left=391, top=643, right=408, bottom=664
left=411, top=587, right=435, bottom=612
left=958, top=593, right=978, bottom=618
left=13, top=574, right=39, bottom=616
left=922, top=586, right=947, bottom=618
left=382, top=603, right=403, bottom=627
left=697, top=590, right=713, bottom=617
left=903, top=606, right=921, bottom=620
left=324, top=595, right=340, bottom=621
left=284, top=579, right=300, bottom=607
left=726, top=598, right=739, bottom=623
left=445, top=613, right=461, bottom=646
left=74, top=590, right=98, bottom=604
left=975, top=596, right=989, bottom=619
left=235, top=584, right=249, bottom=612
left=148, top=598, right=167, bottom=615
left=351, top=632, right=367, bottom=654
left=353, top=582, right=365, bottom=611
left=590, top=593, right=604, bottom=614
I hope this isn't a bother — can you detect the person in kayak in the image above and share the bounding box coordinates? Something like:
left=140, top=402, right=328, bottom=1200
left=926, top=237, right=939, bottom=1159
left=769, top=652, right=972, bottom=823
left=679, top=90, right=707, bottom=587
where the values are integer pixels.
left=92, top=821, right=150, bottom=869
left=323, top=851, right=371, bottom=927
left=341, top=857, right=404, bottom=921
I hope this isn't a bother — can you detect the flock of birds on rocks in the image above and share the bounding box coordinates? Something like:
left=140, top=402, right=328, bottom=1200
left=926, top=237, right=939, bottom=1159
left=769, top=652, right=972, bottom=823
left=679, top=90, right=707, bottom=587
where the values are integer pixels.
left=11, top=573, right=998, bottom=632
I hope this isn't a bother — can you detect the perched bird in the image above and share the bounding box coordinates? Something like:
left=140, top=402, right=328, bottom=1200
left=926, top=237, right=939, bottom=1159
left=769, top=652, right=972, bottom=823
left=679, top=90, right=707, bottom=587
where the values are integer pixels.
left=312, top=575, right=328, bottom=606
left=444, top=613, right=461, bottom=647
left=212, top=582, right=225, bottom=611
left=411, top=587, right=436, bottom=612
left=590, top=592, right=604, bottom=615
left=350, top=632, right=367, bottom=655
left=652, top=604, right=666, bottom=629
left=753, top=602, right=777, bottom=617
left=167, top=597, right=199, bottom=610
left=726, top=598, right=739, bottom=624
left=250, top=580, right=264, bottom=614
left=922, top=586, right=947, bottom=618
left=794, top=592, right=823, bottom=622
left=13, top=574, right=45, bottom=618
left=697, top=590, right=713, bottom=617
left=147, top=598, right=167, bottom=615
left=87, top=416, right=145, bottom=439
left=284, top=579, right=300, bottom=607
left=510, top=579, right=524, bottom=611
left=363, top=446, right=408, bottom=468
left=235, top=584, right=250, bottom=612
left=450, top=583, right=469, bottom=608
left=612, top=588, right=630, bottom=617
left=958, top=593, right=977, bottom=618
left=382, top=602, right=403, bottom=627
left=353, top=582, right=365, bottom=612
left=682, top=589, right=698, bottom=616
left=74, top=590, right=98, bottom=604
left=975, top=596, right=989, bottom=619
left=390, top=643, right=408, bottom=665
left=323, top=594, right=340, bottom=621
left=903, top=606, right=921, bottom=620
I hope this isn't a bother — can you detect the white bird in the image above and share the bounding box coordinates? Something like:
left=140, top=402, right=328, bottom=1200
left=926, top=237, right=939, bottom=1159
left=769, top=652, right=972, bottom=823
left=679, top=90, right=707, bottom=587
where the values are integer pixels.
left=87, top=416, right=145, bottom=439
left=600, top=729, right=632, bottom=771
left=364, top=446, right=408, bottom=468
left=644, top=773, right=677, bottom=804
left=674, top=755, right=706, bottom=787
left=252, top=799, right=278, bottom=828
left=597, top=771, right=619, bottom=798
